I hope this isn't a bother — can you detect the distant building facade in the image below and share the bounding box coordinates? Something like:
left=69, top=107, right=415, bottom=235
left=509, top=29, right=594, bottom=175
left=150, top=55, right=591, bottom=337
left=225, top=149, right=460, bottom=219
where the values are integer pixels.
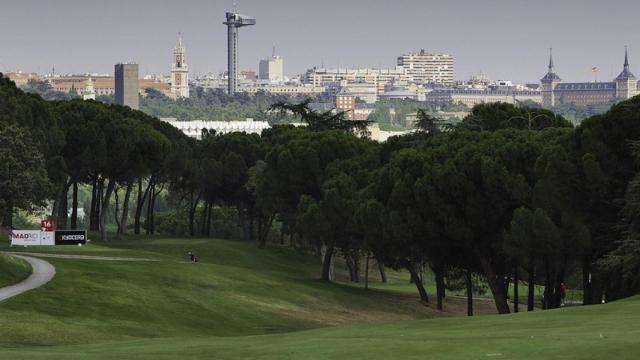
left=326, top=81, right=378, bottom=103
left=541, top=49, right=639, bottom=108
left=425, top=88, right=542, bottom=107
left=397, top=50, right=454, bottom=85
left=51, top=77, right=169, bottom=97
left=335, top=89, right=356, bottom=119
left=4, top=72, right=41, bottom=87
left=115, top=63, right=139, bottom=109
left=303, top=67, right=412, bottom=95
left=240, top=84, right=325, bottom=95
left=259, top=55, right=284, bottom=82
left=170, top=34, right=189, bottom=98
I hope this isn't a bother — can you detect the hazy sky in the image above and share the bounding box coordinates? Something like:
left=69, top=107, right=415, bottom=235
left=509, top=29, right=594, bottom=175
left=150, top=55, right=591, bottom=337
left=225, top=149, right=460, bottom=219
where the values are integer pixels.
left=1, top=0, right=639, bottom=83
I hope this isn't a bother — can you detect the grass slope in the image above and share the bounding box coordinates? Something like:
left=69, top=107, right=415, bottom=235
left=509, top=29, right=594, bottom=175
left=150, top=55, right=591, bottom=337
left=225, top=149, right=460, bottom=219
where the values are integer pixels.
left=0, top=237, right=490, bottom=349
left=0, top=253, right=32, bottom=288
left=3, top=237, right=630, bottom=359
left=3, top=296, right=639, bottom=359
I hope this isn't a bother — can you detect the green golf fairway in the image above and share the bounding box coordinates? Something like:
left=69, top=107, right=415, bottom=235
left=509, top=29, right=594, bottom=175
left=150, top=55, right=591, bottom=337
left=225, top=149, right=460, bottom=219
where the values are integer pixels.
left=1, top=237, right=636, bottom=359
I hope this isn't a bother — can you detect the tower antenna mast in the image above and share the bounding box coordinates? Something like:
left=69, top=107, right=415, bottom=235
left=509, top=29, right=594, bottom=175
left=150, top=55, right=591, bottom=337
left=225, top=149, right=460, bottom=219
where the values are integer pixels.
left=224, top=6, right=255, bottom=94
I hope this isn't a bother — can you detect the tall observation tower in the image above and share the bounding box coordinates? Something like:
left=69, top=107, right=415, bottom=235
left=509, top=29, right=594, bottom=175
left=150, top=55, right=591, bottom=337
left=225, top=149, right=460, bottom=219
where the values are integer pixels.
left=224, top=12, right=256, bottom=95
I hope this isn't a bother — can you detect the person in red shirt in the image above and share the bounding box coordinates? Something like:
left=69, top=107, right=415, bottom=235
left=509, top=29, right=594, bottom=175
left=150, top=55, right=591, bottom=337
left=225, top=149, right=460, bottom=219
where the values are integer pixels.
left=560, top=282, right=567, bottom=306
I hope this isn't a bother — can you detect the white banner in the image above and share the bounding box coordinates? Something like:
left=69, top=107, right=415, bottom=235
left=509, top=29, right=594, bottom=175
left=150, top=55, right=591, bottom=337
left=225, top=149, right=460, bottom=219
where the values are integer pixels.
left=10, top=230, right=42, bottom=246
left=40, top=232, right=55, bottom=246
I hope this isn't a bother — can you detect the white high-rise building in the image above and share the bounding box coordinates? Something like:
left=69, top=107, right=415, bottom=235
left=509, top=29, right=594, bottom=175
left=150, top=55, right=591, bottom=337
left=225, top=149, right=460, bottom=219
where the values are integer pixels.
left=397, top=50, right=454, bottom=85
left=259, top=53, right=284, bottom=82
left=170, top=33, right=189, bottom=98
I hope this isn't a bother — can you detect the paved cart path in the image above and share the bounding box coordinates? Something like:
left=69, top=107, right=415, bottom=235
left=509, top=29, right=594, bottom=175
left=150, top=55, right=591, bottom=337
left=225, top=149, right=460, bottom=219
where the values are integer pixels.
left=0, top=252, right=161, bottom=303
left=2, top=252, right=159, bottom=262
left=0, top=255, right=55, bottom=302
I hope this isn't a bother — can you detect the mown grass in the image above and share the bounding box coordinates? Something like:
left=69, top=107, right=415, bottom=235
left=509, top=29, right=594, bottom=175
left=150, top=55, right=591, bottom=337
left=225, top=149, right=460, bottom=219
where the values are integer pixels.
left=0, top=236, right=474, bottom=349
left=340, top=263, right=583, bottom=308
left=0, top=253, right=32, bottom=288
left=2, top=236, right=631, bottom=359
left=2, top=295, right=639, bottom=359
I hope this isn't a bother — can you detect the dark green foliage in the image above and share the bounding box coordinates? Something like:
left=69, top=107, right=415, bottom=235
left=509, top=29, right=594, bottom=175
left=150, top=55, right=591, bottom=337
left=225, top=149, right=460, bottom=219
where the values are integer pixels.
left=0, top=125, right=52, bottom=225
left=140, top=87, right=314, bottom=123
left=270, top=99, right=371, bottom=136
left=461, top=102, right=572, bottom=131
left=22, top=79, right=77, bottom=101
left=414, top=109, right=444, bottom=134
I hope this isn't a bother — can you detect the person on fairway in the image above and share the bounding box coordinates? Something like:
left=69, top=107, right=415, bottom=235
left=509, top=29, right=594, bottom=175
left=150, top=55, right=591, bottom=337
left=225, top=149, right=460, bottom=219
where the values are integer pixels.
left=560, top=282, right=567, bottom=306
left=188, top=251, right=198, bottom=263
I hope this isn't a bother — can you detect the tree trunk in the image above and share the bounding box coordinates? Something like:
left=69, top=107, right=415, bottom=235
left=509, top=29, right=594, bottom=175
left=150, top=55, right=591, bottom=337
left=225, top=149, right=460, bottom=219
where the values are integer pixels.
left=89, top=176, right=97, bottom=231
left=146, top=182, right=159, bottom=235
left=513, top=264, right=519, bottom=313
left=188, top=191, right=200, bottom=237
left=118, top=181, right=133, bottom=236
left=249, top=213, right=255, bottom=241
left=114, top=186, right=121, bottom=234
left=56, top=180, right=71, bottom=230
left=434, top=264, right=446, bottom=311
left=92, top=178, right=104, bottom=232
left=466, top=269, right=473, bottom=316
left=346, top=253, right=360, bottom=283
left=237, top=205, right=250, bottom=241
left=200, top=198, right=208, bottom=236
left=378, top=261, right=387, bottom=283
left=70, top=180, right=79, bottom=229
left=134, top=178, right=151, bottom=235
left=99, top=179, right=116, bottom=242
left=364, top=251, right=370, bottom=290
left=407, top=263, right=429, bottom=303
left=528, top=264, right=535, bottom=311
left=543, top=257, right=553, bottom=310
left=51, top=190, right=59, bottom=224
left=258, top=213, right=275, bottom=248
left=206, top=202, right=214, bottom=237
left=280, top=226, right=285, bottom=245
left=478, top=253, right=510, bottom=314
left=149, top=185, right=159, bottom=235
left=320, top=242, right=335, bottom=281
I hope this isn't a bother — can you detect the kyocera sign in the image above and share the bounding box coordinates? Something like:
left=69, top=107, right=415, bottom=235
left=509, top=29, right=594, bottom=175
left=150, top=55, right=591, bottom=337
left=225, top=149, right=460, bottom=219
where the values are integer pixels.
left=55, top=230, right=87, bottom=245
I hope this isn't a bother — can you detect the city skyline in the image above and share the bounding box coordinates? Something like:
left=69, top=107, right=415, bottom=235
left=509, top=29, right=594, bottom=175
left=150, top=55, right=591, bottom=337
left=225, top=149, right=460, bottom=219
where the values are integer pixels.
left=1, top=0, right=639, bottom=83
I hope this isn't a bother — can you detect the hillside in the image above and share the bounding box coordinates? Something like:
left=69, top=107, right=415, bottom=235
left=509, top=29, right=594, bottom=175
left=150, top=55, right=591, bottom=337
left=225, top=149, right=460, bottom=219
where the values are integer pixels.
left=0, top=253, right=32, bottom=288
left=3, top=238, right=636, bottom=359
left=0, top=237, right=495, bottom=350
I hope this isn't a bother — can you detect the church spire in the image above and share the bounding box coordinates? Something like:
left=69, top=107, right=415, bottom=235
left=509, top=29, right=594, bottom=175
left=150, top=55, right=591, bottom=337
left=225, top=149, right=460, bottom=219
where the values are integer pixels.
left=177, top=32, right=183, bottom=48
left=616, top=46, right=635, bottom=81
left=624, top=46, right=630, bottom=70
left=541, top=48, right=561, bottom=83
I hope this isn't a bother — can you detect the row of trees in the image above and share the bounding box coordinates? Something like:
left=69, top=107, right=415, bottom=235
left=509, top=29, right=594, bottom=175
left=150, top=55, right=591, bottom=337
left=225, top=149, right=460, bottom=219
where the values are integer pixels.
left=249, top=101, right=640, bottom=315
left=3, top=72, right=640, bottom=316
left=1, top=74, right=193, bottom=242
